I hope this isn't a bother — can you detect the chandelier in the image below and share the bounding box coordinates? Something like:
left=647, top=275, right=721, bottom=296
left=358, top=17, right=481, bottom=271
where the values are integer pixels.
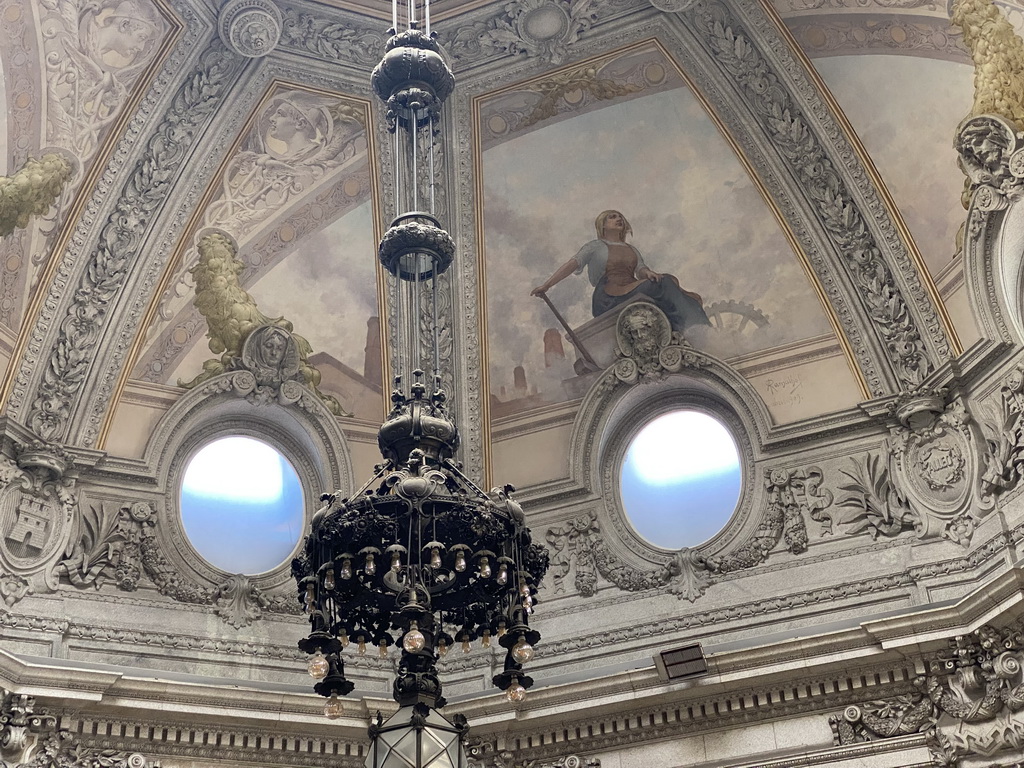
left=291, top=0, right=550, bottom=756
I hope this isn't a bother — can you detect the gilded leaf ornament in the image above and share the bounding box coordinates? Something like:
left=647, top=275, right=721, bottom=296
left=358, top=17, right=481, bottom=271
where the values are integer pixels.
left=952, top=0, right=1024, bottom=129
left=179, top=232, right=350, bottom=416
left=0, top=154, right=75, bottom=238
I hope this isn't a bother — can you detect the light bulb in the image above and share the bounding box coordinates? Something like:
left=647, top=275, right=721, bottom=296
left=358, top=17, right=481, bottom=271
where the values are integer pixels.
left=357, top=639, right=366, bottom=655
left=481, top=630, right=491, bottom=648
left=461, top=639, right=471, bottom=653
left=455, top=553, right=467, bottom=572
left=505, top=683, right=526, bottom=703
left=430, top=547, right=442, bottom=569
left=378, top=640, right=388, bottom=659
left=403, top=628, right=426, bottom=652
left=497, top=622, right=507, bottom=637
left=391, top=552, right=401, bottom=572
left=307, top=650, right=329, bottom=679
left=339, top=559, right=352, bottom=580
left=479, top=557, right=491, bottom=578
left=524, top=594, right=534, bottom=607
left=304, top=585, right=315, bottom=614
left=438, top=639, right=448, bottom=656
left=340, top=631, right=349, bottom=648
left=323, top=568, right=335, bottom=591
left=324, top=693, right=343, bottom=719
left=512, top=638, right=535, bottom=664
left=497, top=565, right=508, bottom=585
left=365, top=553, right=376, bottom=575
left=520, top=584, right=530, bottom=597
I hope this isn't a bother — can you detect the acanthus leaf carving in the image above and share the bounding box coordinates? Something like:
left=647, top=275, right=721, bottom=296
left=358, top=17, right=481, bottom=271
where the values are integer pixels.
left=691, top=0, right=943, bottom=389
left=981, top=363, right=1024, bottom=500
left=56, top=501, right=153, bottom=591
left=213, top=574, right=271, bottom=628
left=27, top=44, right=241, bottom=442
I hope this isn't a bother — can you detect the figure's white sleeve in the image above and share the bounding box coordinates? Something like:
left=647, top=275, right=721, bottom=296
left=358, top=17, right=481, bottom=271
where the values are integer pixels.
left=573, top=240, right=601, bottom=275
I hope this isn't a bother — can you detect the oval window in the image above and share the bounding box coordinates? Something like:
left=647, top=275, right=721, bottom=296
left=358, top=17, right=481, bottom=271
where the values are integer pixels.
left=620, top=411, right=741, bottom=549
left=180, top=436, right=305, bottom=574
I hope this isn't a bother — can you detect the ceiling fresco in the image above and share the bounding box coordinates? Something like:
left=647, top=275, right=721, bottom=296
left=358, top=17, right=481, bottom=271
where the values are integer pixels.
left=0, top=0, right=1011, bottom=474
left=129, top=84, right=384, bottom=421
left=0, top=0, right=177, bottom=335
left=478, top=41, right=861, bottom=430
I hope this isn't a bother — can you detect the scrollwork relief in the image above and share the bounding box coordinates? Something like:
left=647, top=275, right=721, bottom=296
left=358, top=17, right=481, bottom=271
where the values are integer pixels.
left=955, top=115, right=1024, bottom=212
left=56, top=501, right=152, bottom=591
left=444, top=0, right=598, bottom=65
left=467, top=740, right=600, bottom=768
left=278, top=9, right=385, bottom=66
left=0, top=688, right=147, bottom=768
left=691, top=0, right=942, bottom=390
left=832, top=623, right=1024, bottom=766
left=707, top=467, right=831, bottom=573
left=26, top=44, right=241, bottom=442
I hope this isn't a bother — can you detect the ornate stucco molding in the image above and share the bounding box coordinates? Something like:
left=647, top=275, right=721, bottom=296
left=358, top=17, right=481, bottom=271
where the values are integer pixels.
left=684, top=0, right=951, bottom=392
left=15, top=41, right=244, bottom=443
left=0, top=689, right=148, bottom=768
left=831, top=622, right=1024, bottom=767
left=0, top=439, right=79, bottom=607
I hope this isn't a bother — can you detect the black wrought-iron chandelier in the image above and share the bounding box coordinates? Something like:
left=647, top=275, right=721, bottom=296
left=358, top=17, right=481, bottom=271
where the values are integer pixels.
left=291, top=0, right=549, bottom=761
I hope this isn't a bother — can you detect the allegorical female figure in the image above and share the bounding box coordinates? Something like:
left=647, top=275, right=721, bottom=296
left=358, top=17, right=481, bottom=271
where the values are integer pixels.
left=531, top=210, right=711, bottom=334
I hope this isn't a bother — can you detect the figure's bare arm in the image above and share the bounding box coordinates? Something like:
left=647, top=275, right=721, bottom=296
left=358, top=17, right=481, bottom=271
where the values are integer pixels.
left=531, top=258, right=579, bottom=296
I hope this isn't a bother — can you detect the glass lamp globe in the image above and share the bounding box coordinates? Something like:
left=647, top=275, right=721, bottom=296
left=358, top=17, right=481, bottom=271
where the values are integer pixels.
left=505, top=683, right=527, bottom=703
left=307, top=650, right=330, bottom=679
left=511, top=639, right=534, bottom=664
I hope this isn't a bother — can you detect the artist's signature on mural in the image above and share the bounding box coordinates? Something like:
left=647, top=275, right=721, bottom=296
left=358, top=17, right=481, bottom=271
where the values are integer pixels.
left=765, top=376, right=803, bottom=407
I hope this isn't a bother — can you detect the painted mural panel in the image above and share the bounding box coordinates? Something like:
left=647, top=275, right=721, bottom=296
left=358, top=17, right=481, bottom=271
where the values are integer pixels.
left=812, top=55, right=978, bottom=346
left=0, top=0, right=173, bottom=331
left=132, top=85, right=384, bottom=420
left=480, top=43, right=853, bottom=425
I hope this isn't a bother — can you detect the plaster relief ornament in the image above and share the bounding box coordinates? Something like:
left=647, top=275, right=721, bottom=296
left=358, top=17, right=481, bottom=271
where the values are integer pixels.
left=608, top=302, right=706, bottom=386
left=445, top=0, right=598, bottom=64
left=218, top=0, right=283, bottom=58
left=56, top=501, right=153, bottom=591
left=833, top=623, right=1024, bottom=765
left=981, top=364, right=1024, bottom=500
left=955, top=115, right=1024, bottom=212
left=0, top=688, right=147, bottom=768
left=40, top=0, right=167, bottom=159
left=178, top=232, right=349, bottom=415
left=707, top=467, right=831, bottom=573
left=0, top=440, right=78, bottom=601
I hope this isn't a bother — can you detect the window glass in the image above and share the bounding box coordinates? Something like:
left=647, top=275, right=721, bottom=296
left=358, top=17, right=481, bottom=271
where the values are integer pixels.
left=180, top=436, right=304, bottom=574
left=620, top=411, right=741, bottom=549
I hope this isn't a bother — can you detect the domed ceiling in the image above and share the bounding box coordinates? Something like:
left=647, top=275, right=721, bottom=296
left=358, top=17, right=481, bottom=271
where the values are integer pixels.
left=0, top=0, right=1002, bottom=485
